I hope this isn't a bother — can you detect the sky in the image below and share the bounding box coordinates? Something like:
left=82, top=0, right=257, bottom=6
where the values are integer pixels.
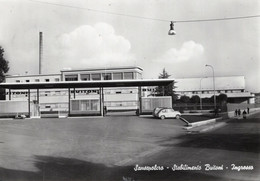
left=0, top=0, right=259, bottom=92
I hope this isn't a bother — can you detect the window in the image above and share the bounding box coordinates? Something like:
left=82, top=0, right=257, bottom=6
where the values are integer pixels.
left=65, top=74, right=78, bottom=81
left=55, top=78, right=59, bottom=82
left=113, top=72, right=123, bottom=80
left=26, top=80, right=30, bottom=82
left=116, top=91, right=121, bottom=94
left=16, top=80, right=20, bottom=83
left=102, top=73, right=112, bottom=80
left=137, top=72, right=142, bottom=79
left=81, top=100, right=99, bottom=111
left=91, top=73, right=101, bottom=80
left=123, top=72, right=133, bottom=79
left=81, top=74, right=90, bottom=81
left=35, top=79, right=40, bottom=82
left=45, top=79, right=50, bottom=82
left=71, top=100, right=80, bottom=111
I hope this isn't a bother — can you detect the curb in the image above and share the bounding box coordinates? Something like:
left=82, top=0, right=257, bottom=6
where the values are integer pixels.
left=184, top=117, right=222, bottom=130
left=199, top=122, right=227, bottom=133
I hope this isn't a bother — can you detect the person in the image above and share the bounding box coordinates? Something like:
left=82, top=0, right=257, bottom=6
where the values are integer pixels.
left=247, top=107, right=250, bottom=114
left=238, top=109, right=241, bottom=117
left=103, top=106, right=107, bottom=116
left=235, top=109, right=238, bottom=117
left=243, top=110, right=247, bottom=119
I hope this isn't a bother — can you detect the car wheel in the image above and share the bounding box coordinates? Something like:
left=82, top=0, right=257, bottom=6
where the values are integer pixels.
left=176, top=115, right=180, bottom=119
left=160, top=115, right=165, bottom=120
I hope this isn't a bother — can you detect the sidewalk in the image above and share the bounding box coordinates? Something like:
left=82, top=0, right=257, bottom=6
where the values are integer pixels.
left=184, top=109, right=260, bottom=133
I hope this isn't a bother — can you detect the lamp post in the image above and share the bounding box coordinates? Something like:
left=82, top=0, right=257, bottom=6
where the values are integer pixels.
left=205, top=64, right=216, bottom=110
left=200, top=77, right=207, bottom=111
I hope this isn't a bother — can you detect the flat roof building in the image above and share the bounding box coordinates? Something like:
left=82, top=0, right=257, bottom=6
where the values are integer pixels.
left=174, top=76, right=254, bottom=104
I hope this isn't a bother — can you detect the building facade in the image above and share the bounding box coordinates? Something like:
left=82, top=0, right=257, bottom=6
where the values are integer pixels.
left=5, top=66, right=155, bottom=114
left=4, top=68, right=254, bottom=116
left=174, top=76, right=254, bottom=104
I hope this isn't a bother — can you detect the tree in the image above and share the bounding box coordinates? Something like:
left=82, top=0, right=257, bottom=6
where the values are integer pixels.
left=180, top=95, right=190, bottom=103
left=217, top=93, right=228, bottom=103
left=155, top=68, right=177, bottom=102
left=0, top=46, right=9, bottom=100
left=217, top=93, right=228, bottom=111
left=190, top=95, right=200, bottom=104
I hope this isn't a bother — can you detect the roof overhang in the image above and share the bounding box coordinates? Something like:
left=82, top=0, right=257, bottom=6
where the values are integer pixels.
left=0, top=79, right=174, bottom=89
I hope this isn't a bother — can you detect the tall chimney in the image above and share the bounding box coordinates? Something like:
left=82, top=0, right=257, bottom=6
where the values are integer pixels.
left=39, top=32, right=43, bottom=74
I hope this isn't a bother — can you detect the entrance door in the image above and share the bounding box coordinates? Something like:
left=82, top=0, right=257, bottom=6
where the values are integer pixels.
left=32, top=100, right=40, bottom=117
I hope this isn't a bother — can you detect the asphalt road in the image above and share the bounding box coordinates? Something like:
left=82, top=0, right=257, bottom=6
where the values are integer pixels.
left=0, top=112, right=259, bottom=181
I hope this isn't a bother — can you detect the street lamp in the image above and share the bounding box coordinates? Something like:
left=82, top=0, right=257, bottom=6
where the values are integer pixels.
left=168, top=21, right=176, bottom=35
left=200, top=77, right=207, bottom=111
left=205, top=64, right=216, bottom=110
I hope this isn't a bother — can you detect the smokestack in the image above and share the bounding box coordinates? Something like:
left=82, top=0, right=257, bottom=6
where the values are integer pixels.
left=39, top=32, right=43, bottom=74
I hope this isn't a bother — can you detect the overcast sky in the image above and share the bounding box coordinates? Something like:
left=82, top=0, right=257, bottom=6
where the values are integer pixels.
left=0, top=0, right=259, bottom=92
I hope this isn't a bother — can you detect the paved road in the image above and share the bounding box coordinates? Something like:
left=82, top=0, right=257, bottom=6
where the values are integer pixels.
left=130, top=112, right=260, bottom=181
left=0, top=113, right=259, bottom=181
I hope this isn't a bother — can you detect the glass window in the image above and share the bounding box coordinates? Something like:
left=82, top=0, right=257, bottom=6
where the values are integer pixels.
left=26, top=80, right=30, bottom=82
left=35, top=79, right=40, bottom=82
left=55, top=78, right=59, bottom=82
left=102, top=73, right=112, bottom=80
left=91, top=100, right=99, bottom=110
left=71, top=100, right=80, bottom=111
left=92, top=73, right=101, bottom=80
left=136, top=72, right=142, bottom=79
left=113, top=72, right=123, bottom=80
left=45, top=79, right=50, bottom=82
left=81, top=100, right=99, bottom=111
left=81, top=74, right=90, bottom=81
left=65, top=74, right=78, bottom=81
left=16, top=80, right=20, bottom=83
left=124, top=72, right=133, bottom=79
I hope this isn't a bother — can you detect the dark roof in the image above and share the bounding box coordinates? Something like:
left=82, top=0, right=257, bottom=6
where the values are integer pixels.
left=0, top=79, right=174, bottom=89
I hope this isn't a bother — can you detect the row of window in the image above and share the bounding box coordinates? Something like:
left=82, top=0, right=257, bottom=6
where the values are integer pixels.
left=179, top=89, right=245, bottom=94
left=15, top=78, right=60, bottom=83
left=64, top=72, right=135, bottom=81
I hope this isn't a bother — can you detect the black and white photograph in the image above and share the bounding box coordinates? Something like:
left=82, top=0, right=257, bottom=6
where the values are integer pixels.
left=0, top=0, right=259, bottom=180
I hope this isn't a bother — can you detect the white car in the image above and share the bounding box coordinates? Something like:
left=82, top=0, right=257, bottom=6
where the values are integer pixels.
left=154, top=108, right=181, bottom=119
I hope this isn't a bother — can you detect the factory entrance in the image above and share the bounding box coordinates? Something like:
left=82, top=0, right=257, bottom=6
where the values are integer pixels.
left=0, top=79, right=174, bottom=118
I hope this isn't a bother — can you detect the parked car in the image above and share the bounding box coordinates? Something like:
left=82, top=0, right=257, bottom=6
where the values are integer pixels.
left=14, top=114, right=26, bottom=119
left=153, top=108, right=181, bottom=119
left=152, top=107, right=167, bottom=117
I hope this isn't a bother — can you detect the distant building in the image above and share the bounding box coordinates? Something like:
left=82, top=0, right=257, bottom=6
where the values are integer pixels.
left=174, top=76, right=254, bottom=104
left=254, top=93, right=260, bottom=104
